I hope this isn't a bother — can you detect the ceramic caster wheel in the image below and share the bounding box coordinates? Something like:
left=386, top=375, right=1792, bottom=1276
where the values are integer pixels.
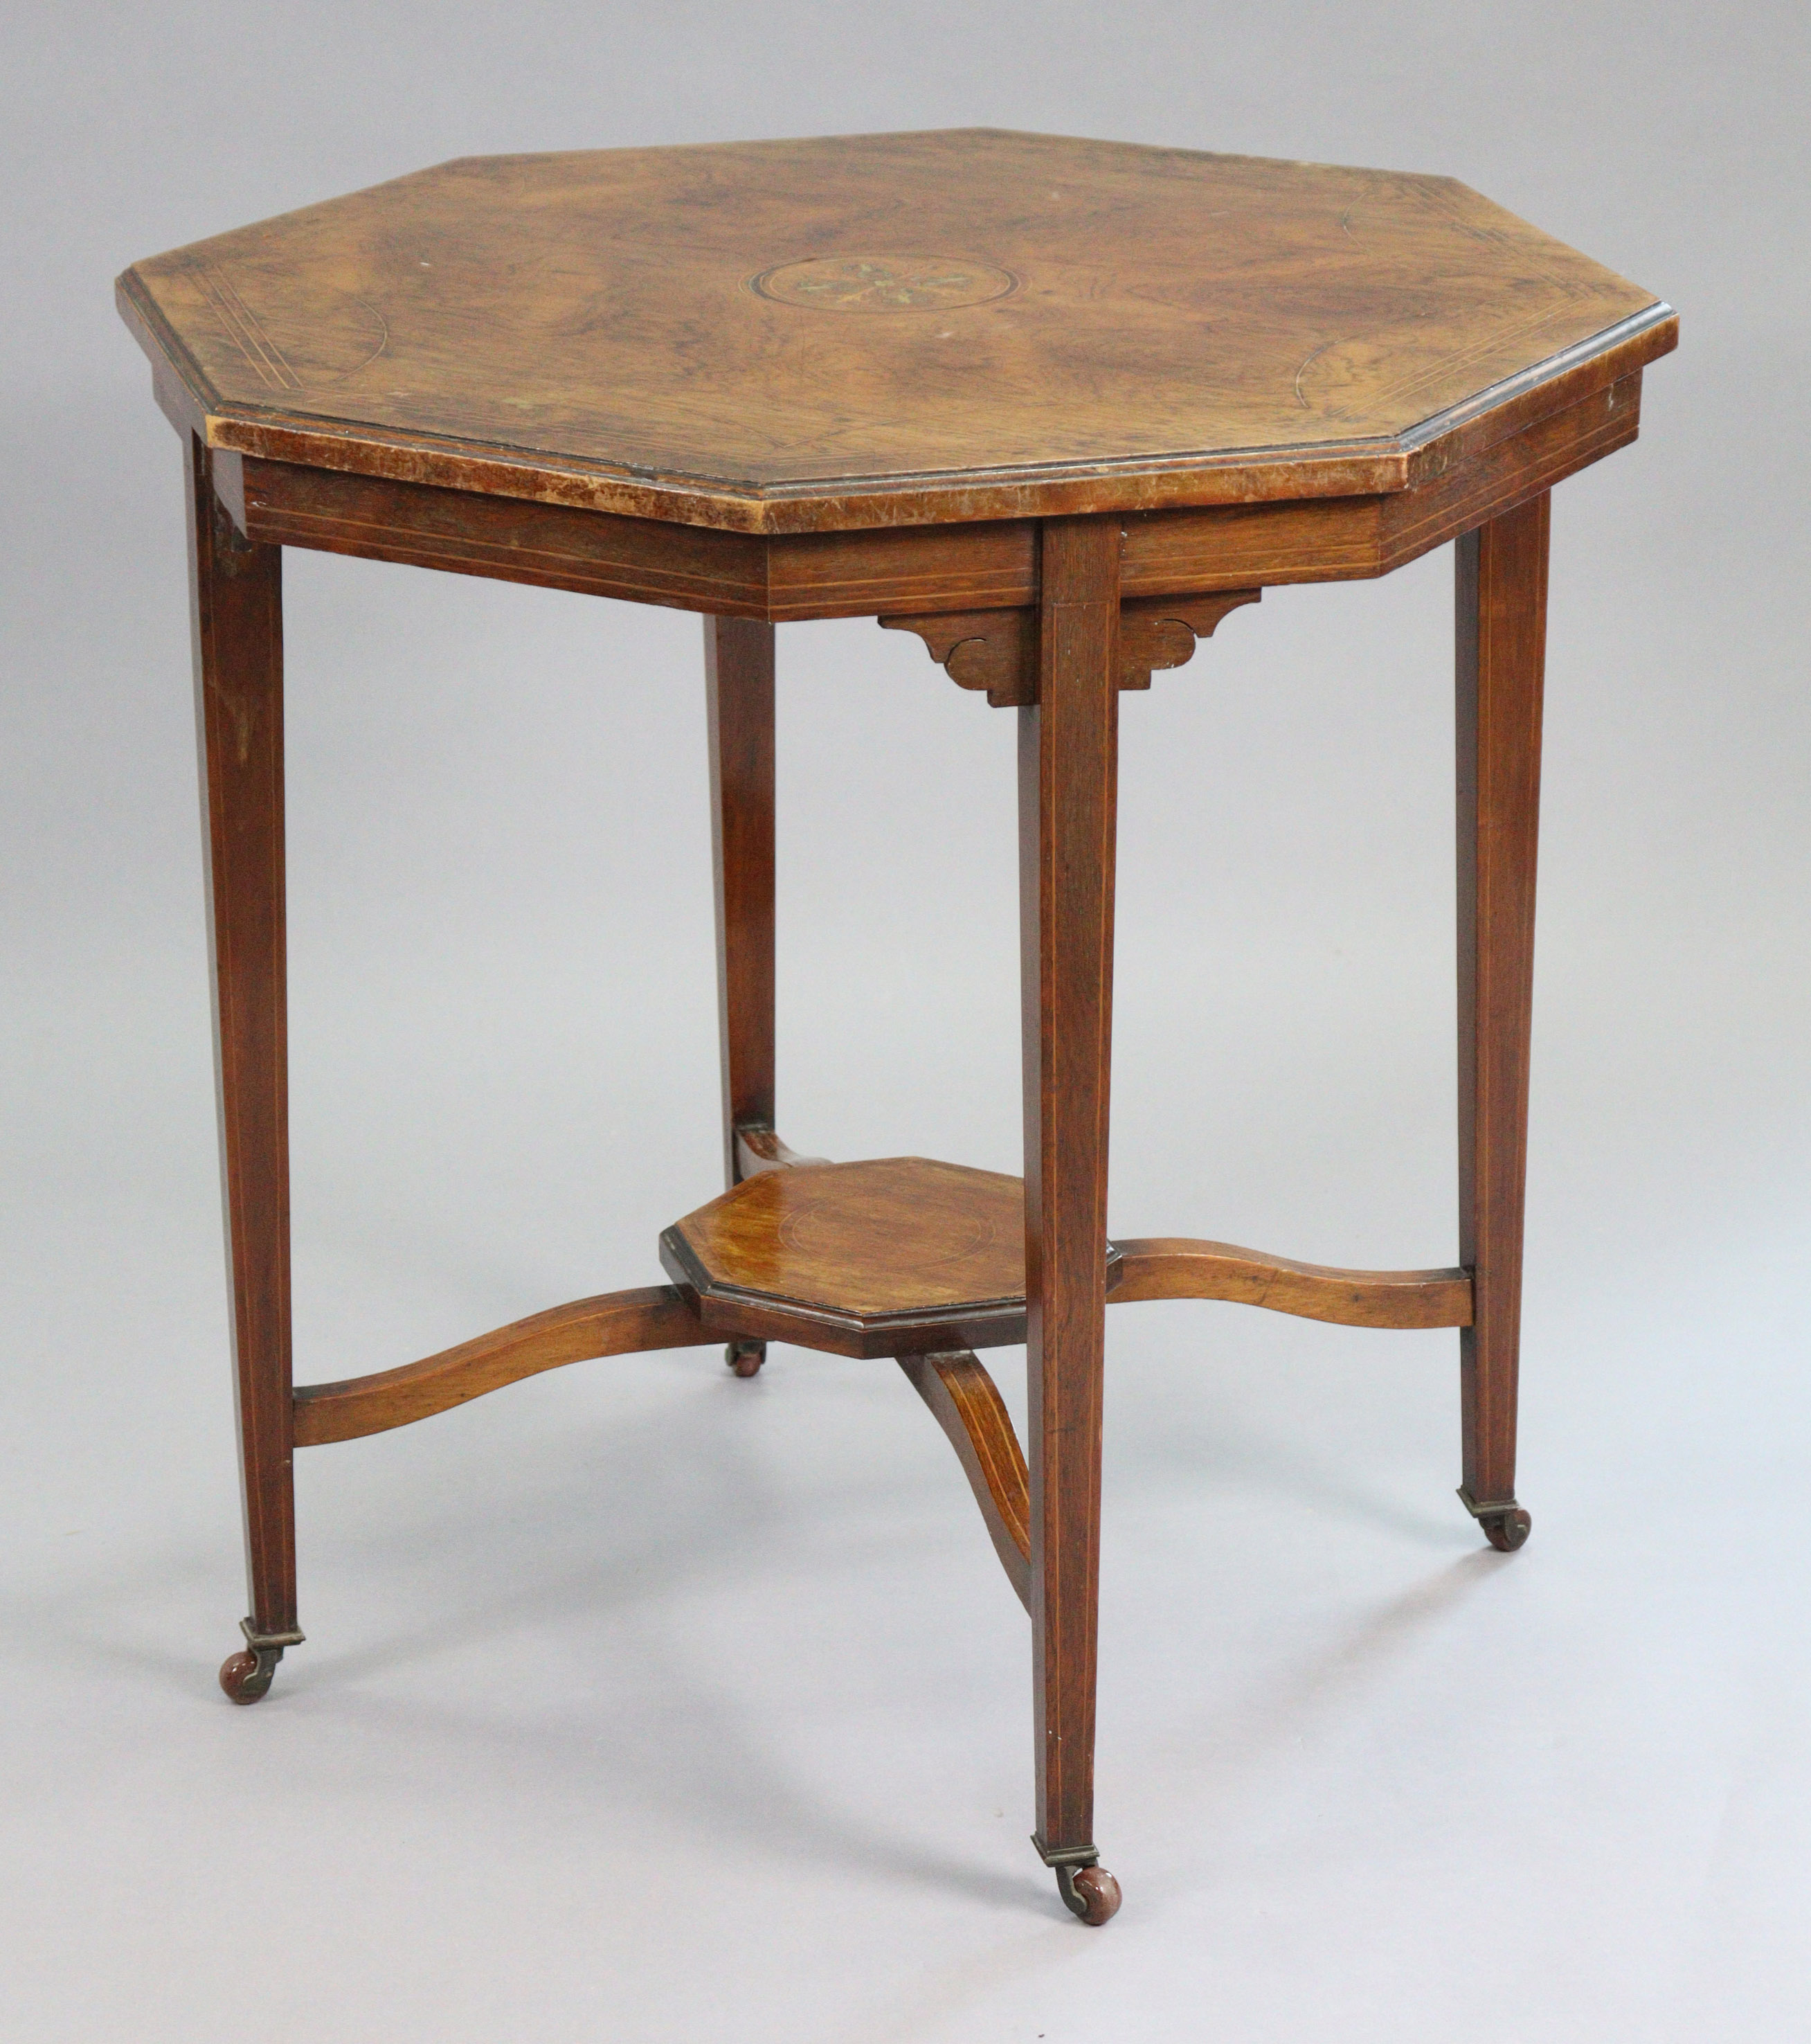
left=219, top=1647, right=278, bottom=1703
left=1056, top=1862, right=1122, bottom=1926
left=1479, top=1506, right=1532, bottom=1553
left=218, top=1622, right=300, bottom=1703
left=726, top=1341, right=766, bottom=1378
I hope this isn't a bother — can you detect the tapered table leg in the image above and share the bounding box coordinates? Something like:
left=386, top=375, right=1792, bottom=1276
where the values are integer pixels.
left=705, top=616, right=777, bottom=1375
left=1019, top=517, right=1122, bottom=1926
left=187, top=438, right=303, bottom=1700
left=1455, top=491, right=1550, bottom=1554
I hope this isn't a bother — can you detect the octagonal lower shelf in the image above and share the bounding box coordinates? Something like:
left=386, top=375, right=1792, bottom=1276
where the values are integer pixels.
left=659, top=1157, right=1029, bottom=1357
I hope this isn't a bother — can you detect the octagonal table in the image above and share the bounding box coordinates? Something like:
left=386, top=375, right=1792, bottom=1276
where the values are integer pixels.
left=117, top=129, right=1675, bottom=1924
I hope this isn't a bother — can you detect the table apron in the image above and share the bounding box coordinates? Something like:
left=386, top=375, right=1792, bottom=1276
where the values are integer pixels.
left=213, top=371, right=1642, bottom=625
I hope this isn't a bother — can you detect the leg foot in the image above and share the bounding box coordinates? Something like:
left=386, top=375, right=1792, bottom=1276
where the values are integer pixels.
left=1053, top=1858, right=1122, bottom=1926
left=219, top=1620, right=303, bottom=1703
left=1038, top=1838, right=1122, bottom=1926
left=1459, top=1489, right=1531, bottom=1553
left=726, top=1339, right=766, bottom=1377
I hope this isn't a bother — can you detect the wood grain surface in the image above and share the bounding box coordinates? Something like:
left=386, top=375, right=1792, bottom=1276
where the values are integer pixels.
left=210, top=365, right=1643, bottom=623
left=881, top=589, right=1260, bottom=705
left=732, top=1127, right=829, bottom=1178
left=1457, top=493, right=1549, bottom=1509
left=1108, top=1239, right=1471, bottom=1327
left=293, top=1287, right=710, bottom=1444
left=189, top=438, right=298, bottom=1638
left=898, top=1350, right=1033, bottom=1611
left=667, top=1156, right=1025, bottom=1316
left=118, top=130, right=1675, bottom=532
left=1020, top=517, right=1121, bottom=1859
left=705, top=616, right=776, bottom=1186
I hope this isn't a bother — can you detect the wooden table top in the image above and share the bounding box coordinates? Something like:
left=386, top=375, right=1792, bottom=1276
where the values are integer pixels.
left=118, top=129, right=1675, bottom=534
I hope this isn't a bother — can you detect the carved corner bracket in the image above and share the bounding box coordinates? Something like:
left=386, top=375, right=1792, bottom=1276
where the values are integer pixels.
left=879, top=607, right=1038, bottom=706
left=1118, top=589, right=1262, bottom=691
left=879, top=589, right=1260, bottom=706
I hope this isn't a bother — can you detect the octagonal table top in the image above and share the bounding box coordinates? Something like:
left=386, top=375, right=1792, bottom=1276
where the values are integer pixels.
left=118, top=128, right=1675, bottom=533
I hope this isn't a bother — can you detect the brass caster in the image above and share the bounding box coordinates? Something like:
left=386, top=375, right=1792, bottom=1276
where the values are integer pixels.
left=219, top=1620, right=303, bottom=1703
left=726, top=1340, right=766, bottom=1378
left=1459, top=1489, right=1532, bottom=1553
left=1038, top=1839, right=1122, bottom=1926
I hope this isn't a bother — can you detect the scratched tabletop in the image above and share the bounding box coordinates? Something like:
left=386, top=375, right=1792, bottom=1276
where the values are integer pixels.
left=118, top=129, right=1671, bottom=528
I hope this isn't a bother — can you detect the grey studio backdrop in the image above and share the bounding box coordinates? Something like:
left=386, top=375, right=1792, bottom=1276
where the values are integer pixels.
left=3, top=6, right=1806, bottom=2041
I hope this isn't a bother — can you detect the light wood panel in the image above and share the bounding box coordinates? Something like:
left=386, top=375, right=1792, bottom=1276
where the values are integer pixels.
left=660, top=1157, right=1028, bottom=1359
